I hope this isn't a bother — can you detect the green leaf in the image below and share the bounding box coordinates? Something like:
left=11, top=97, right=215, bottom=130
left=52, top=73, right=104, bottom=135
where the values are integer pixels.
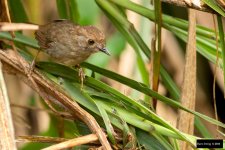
left=136, top=129, right=168, bottom=150
left=202, top=0, right=225, bottom=17
left=8, top=0, right=29, bottom=22
left=0, top=32, right=39, bottom=49
left=217, top=15, right=225, bottom=97
left=56, top=0, right=69, bottom=19
left=194, top=117, right=212, bottom=138
left=68, top=0, right=80, bottom=23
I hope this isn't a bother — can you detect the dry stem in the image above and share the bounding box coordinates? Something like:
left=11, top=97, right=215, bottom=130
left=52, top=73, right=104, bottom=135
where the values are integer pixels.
left=0, top=23, right=38, bottom=31
left=161, top=0, right=214, bottom=13
left=177, top=9, right=196, bottom=150
left=43, top=134, right=98, bottom=150
left=17, top=136, right=68, bottom=143
left=0, top=60, right=17, bottom=150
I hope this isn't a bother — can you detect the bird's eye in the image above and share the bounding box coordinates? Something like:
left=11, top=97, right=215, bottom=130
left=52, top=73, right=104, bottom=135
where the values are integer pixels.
left=88, top=39, right=95, bottom=45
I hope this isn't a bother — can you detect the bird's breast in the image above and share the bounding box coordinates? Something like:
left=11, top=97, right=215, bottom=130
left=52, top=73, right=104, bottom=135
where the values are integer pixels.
left=59, top=53, right=91, bottom=66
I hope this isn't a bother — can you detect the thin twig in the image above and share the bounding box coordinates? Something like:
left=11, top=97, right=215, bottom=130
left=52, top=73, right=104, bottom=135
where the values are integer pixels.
left=43, top=134, right=98, bottom=150
left=17, top=135, right=68, bottom=143
left=0, top=23, right=38, bottom=31
left=0, top=49, right=112, bottom=150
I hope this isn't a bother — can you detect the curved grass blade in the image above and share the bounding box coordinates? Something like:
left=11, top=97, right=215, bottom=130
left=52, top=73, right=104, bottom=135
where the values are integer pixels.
left=0, top=32, right=39, bottom=49
left=202, top=0, right=225, bottom=17
left=81, top=91, right=116, bottom=144
left=217, top=15, right=225, bottom=97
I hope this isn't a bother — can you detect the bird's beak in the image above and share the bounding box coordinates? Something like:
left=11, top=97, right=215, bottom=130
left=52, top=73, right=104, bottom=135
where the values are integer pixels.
left=99, top=47, right=110, bottom=56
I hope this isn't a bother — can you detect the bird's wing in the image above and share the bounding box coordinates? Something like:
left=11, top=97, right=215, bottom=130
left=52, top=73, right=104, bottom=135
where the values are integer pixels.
left=35, top=26, right=52, bottom=49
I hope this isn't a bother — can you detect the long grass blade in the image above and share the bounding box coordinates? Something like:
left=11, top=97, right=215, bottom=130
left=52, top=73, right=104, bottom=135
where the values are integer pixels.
left=217, top=15, right=225, bottom=98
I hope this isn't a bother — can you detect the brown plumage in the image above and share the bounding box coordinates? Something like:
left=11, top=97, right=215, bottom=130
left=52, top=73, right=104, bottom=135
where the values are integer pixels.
left=35, top=20, right=109, bottom=66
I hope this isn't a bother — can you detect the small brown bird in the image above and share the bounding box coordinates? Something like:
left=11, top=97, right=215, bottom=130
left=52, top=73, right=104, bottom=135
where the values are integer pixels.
left=35, top=19, right=110, bottom=66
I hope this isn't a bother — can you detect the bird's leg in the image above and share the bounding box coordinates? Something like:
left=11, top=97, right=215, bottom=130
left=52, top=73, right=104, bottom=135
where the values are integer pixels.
left=76, top=64, right=85, bottom=89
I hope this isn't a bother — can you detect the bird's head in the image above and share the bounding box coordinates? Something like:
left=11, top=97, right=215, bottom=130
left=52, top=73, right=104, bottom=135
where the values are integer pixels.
left=77, top=25, right=110, bottom=55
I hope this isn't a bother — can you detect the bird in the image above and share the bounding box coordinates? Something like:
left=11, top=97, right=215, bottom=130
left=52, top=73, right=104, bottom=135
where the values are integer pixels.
left=35, top=19, right=110, bottom=86
left=35, top=19, right=110, bottom=66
